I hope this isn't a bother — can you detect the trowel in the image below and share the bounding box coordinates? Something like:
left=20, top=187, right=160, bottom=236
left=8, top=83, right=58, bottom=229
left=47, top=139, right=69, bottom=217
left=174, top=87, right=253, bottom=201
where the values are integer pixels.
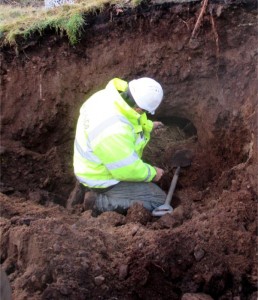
left=152, top=149, right=192, bottom=217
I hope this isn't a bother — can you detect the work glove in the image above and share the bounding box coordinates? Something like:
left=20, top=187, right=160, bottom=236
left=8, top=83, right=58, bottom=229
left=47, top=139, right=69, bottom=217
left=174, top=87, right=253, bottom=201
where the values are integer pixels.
left=153, top=167, right=164, bottom=182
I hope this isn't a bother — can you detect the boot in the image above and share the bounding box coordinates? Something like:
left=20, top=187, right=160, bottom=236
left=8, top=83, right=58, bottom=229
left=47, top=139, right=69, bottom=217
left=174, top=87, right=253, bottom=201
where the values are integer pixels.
left=83, top=191, right=97, bottom=211
left=66, top=181, right=87, bottom=209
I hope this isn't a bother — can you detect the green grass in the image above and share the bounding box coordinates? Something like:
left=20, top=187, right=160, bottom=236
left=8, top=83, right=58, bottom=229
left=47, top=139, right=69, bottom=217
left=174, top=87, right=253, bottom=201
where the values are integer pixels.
left=0, top=0, right=138, bottom=46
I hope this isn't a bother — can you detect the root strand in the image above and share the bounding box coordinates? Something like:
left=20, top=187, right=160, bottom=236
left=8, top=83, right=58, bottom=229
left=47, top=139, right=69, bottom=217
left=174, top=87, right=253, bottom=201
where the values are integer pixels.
left=191, top=0, right=209, bottom=38
left=210, top=15, right=220, bottom=57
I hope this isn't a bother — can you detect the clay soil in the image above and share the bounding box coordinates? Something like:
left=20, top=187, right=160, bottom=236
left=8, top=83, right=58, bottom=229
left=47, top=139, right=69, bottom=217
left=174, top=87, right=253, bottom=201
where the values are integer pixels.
left=0, top=1, right=257, bottom=299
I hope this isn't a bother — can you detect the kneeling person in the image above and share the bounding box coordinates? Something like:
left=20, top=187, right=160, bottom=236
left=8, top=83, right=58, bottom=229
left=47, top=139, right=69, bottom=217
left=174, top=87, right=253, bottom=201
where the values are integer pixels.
left=73, top=77, right=166, bottom=214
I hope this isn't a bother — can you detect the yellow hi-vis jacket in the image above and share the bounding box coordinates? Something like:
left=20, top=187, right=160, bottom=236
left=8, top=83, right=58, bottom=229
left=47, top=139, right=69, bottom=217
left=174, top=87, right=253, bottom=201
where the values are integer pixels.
left=73, top=78, right=157, bottom=189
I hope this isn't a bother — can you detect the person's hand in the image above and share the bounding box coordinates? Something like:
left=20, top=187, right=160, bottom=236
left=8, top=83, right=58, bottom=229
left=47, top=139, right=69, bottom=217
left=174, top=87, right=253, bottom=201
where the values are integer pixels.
left=153, top=167, right=165, bottom=182
left=153, top=121, right=164, bottom=130
left=153, top=122, right=165, bottom=134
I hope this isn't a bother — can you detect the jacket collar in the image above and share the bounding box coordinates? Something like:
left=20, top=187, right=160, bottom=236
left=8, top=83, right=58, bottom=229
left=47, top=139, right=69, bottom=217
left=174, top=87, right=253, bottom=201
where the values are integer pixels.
left=106, top=78, right=140, bottom=120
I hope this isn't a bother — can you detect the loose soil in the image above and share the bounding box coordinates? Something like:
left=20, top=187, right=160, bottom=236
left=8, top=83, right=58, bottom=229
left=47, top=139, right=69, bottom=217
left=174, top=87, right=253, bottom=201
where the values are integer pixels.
left=0, top=1, right=257, bottom=299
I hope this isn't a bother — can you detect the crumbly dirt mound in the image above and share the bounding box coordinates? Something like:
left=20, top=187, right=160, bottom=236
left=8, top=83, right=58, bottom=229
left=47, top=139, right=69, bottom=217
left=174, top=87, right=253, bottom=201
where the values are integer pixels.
left=0, top=1, right=257, bottom=299
left=0, top=187, right=257, bottom=300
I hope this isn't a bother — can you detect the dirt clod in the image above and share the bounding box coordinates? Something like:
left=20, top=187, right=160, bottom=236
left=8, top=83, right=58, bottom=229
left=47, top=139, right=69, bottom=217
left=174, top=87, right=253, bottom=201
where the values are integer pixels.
left=125, top=203, right=152, bottom=225
left=118, top=264, right=129, bottom=281
left=193, top=248, right=206, bottom=262
left=182, top=293, right=214, bottom=300
left=94, top=275, right=105, bottom=286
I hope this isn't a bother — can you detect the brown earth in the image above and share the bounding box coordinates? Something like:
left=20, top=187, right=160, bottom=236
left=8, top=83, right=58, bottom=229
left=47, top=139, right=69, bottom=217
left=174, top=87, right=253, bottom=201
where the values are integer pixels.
left=0, top=1, right=257, bottom=299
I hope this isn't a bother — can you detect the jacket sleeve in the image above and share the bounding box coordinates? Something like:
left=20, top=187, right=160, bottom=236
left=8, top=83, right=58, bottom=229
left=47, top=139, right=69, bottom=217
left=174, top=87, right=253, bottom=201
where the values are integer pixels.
left=92, top=123, right=156, bottom=182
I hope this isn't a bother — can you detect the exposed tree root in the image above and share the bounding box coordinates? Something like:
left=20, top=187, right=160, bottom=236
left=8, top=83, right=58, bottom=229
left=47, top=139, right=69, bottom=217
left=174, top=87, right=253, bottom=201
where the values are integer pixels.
left=191, top=0, right=209, bottom=38
left=190, top=1, right=220, bottom=62
left=210, top=14, right=220, bottom=58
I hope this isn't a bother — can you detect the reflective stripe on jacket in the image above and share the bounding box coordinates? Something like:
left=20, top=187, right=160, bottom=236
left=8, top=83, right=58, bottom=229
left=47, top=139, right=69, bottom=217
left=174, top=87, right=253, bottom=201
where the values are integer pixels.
left=73, top=78, right=156, bottom=188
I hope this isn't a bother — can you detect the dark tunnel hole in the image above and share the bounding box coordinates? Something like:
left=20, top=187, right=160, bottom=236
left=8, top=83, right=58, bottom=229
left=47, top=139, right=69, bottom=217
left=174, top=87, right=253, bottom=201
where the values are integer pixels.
left=144, top=115, right=198, bottom=198
left=158, top=116, right=197, bottom=138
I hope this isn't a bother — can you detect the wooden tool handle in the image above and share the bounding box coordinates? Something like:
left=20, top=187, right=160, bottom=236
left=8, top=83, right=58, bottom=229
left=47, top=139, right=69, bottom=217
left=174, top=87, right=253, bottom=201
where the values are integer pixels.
left=164, top=166, right=181, bottom=205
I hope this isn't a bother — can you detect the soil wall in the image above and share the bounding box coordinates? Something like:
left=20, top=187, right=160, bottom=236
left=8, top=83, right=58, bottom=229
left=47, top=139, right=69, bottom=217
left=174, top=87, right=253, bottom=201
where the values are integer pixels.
left=0, top=2, right=257, bottom=197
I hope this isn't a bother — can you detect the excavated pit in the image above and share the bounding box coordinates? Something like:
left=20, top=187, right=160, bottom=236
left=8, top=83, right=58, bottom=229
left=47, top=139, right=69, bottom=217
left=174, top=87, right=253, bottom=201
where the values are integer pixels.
left=0, top=1, right=257, bottom=300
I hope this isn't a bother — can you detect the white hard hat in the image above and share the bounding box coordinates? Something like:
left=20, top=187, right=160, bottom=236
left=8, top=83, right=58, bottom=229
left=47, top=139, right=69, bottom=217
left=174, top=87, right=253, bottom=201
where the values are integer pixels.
left=128, top=77, right=163, bottom=114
